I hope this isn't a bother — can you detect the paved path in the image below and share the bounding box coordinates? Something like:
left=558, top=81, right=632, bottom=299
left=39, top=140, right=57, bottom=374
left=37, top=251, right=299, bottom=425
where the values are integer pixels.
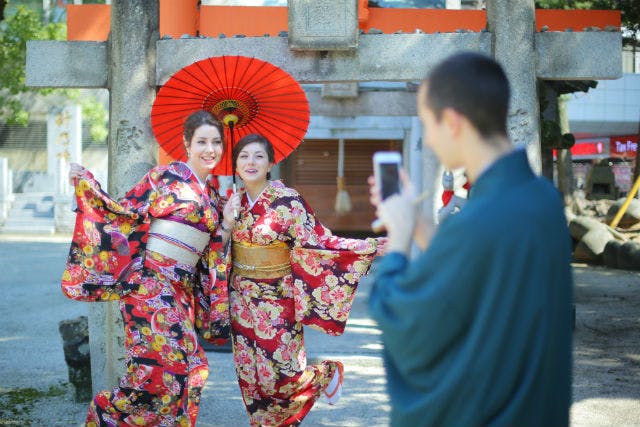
left=0, top=236, right=638, bottom=426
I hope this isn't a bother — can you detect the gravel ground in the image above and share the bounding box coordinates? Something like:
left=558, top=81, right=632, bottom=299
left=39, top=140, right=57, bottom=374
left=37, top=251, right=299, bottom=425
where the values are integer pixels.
left=570, top=264, right=640, bottom=427
left=0, top=236, right=638, bottom=426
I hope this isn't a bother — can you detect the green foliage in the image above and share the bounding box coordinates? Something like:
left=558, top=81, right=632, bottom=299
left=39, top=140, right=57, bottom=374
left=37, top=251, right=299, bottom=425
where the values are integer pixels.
left=0, top=6, right=61, bottom=123
left=0, top=5, right=107, bottom=142
left=74, top=90, right=109, bottom=142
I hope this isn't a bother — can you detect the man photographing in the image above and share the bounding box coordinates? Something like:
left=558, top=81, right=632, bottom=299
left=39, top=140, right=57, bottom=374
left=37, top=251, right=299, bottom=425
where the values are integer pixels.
left=369, top=52, right=573, bottom=427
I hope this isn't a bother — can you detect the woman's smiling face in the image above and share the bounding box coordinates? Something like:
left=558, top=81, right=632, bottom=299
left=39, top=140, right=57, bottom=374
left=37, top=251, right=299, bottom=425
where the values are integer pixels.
left=236, top=142, right=272, bottom=185
left=185, top=124, right=223, bottom=179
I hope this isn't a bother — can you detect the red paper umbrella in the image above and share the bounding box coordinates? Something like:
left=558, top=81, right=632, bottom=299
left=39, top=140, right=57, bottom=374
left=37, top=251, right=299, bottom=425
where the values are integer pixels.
left=151, top=55, right=310, bottom=176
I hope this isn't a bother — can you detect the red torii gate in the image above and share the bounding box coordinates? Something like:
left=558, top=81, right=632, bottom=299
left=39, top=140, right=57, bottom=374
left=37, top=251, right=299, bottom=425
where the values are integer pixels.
left=66, top=2, right=620, bottom=42
left=64, top=3, right=622, bottom=166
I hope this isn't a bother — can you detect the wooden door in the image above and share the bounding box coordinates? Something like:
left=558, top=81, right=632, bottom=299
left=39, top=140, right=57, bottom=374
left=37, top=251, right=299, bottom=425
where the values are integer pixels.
left=281, top=139, right=402, bottom=235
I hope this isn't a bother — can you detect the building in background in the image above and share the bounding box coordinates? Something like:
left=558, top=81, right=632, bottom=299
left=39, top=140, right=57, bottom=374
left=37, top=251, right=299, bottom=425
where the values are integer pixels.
left=565, top=62, right=640, bottom=196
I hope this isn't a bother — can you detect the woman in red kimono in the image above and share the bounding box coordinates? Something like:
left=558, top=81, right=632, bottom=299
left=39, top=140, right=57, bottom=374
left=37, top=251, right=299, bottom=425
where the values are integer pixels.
left=227, top=133, right=383, bottom=426
left=62, top=110, right=239, bottom=426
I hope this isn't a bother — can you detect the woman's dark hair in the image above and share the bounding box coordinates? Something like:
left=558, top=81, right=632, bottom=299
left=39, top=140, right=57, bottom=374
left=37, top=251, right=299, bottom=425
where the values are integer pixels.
left=232, top=133, right=276, bottom=180
left=423, top=52, right=510, bottom=140
left=183, top=110, right=224, bottom=147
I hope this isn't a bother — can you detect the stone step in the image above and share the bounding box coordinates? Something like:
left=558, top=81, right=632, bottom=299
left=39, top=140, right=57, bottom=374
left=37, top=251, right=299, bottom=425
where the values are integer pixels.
left=4, top=217, right=56, bottom=226
left=9, top=199, right=54, bottom=208
left=10, top=198, right=54, bottom=212
left=11, top=192, right=55, bottom=202
left=0, top=224, right=56, bottom=234
left=6, top=207, right=54, bottom=218
left=1, top=192, right=57, bottom=235
left=7, top=192, right=55, bottom=209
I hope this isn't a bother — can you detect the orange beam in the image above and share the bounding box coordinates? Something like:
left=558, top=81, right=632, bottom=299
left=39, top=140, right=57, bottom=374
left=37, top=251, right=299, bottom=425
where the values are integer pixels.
left=160, top=0, right=198, bottom=38
left=361, top=8, right=485, bottom=33
left=199, top=6, right=287, bottom=37
left=66, top=4, right=110, bottom=41
left=65, top=6, right=621, bottom=40
left=535, top=9, right=621, bottom=31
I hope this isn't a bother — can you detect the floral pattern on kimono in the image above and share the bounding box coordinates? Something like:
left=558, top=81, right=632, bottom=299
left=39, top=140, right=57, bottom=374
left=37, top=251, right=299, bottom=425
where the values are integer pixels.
left=61, top=162, right=230, bottom=427
left=229, top=181, right=378, bottom=427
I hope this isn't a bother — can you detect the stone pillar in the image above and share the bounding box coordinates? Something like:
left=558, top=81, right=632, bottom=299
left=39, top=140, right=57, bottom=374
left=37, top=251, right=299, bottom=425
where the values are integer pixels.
left=89, top=0, right=159, bottom=394
left=486, top=0, right=542, bottom=174
left=48, top=105, right=81, bottom=232
left=408, top=115, right=439, bottom=257
left=0, top=157, right=12, bottom=225
left=407, top=117, right=424, bottom=204
left=421, top=138, right=440, bottom=226
left=47, top=105, right=82, bottom=187
left=59, top=316, right=92, bottom=402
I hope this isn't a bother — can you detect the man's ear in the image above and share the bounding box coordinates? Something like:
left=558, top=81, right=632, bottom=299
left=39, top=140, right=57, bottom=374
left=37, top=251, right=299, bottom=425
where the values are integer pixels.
left=441, top=107, right=463, bottom=137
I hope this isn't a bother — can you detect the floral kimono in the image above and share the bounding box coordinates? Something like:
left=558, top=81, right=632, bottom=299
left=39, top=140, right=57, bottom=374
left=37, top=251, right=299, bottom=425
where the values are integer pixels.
left=229, top=180, right=379, bottom=427
left=61, top=162, right=230, bottom=427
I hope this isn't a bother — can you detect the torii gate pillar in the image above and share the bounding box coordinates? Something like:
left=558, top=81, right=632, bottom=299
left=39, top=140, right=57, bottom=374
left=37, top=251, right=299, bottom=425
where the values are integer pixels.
left=487, top=0, right=542, bottom=172
left=26, top=1, right=160, bottom=394
left=88, top=0, right=160, bottom=394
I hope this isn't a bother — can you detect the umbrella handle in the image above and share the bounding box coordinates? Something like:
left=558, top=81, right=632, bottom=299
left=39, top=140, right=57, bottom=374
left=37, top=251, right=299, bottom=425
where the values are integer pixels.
left=233, top=182, right=238, bottom=220
left=227, top=120, right=239, bottom=220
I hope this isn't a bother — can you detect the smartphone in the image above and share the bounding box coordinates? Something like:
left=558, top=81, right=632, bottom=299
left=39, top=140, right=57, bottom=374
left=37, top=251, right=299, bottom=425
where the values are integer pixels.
left=373, top=151, right=402, bottom=200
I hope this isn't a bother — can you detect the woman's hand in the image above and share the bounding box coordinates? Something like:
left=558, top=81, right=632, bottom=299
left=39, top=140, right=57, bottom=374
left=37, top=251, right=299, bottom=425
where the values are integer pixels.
left=222, top=191, right=241, bottom=231
left=69, top=163, right=86, bottom=185
left=374, top=237, right=389, bottom=257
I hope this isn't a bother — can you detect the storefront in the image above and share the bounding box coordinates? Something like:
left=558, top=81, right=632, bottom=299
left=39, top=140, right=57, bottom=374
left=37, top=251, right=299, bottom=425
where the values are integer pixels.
left=557, top=135, right=637, bottom=197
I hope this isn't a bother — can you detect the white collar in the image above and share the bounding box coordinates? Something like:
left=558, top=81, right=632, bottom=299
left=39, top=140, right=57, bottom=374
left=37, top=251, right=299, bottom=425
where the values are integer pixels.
left=246, top=182, right=269, bottom=209
left=183, top=162, right=207, bottom=190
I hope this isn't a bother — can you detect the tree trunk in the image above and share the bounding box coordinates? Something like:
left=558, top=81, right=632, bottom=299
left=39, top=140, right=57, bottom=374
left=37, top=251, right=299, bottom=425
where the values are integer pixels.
left=557, top=94, right=582, bottom=214
left=630, top=39, right=639, bottom=197
left=557, top=94, right=573, bottom=198
left=540, top=83, right=556, bottom=181
left=633, top=109, right=640, bottom=193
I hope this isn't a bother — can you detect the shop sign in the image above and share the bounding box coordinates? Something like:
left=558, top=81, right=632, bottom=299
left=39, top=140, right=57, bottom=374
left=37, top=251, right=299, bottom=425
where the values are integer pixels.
left=610, top=135, right=638, bottom=159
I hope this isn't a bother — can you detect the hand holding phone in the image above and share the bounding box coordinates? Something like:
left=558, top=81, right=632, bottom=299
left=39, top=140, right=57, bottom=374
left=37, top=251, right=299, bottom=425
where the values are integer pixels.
left=373, top=151, right=402, bottom=201
left=372, top=151, right=402, bottom=232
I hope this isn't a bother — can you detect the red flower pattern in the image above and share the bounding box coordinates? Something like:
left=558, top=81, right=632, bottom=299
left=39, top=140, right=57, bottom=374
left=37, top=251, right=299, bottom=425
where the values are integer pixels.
left=229, top=181, right=379, bottom=427
left=61, top=162, right=230, bottom=426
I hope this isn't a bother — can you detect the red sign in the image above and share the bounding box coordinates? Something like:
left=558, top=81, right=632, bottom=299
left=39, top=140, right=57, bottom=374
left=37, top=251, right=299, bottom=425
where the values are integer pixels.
left=610, top=135, right=638, bottom=159
left=553, top=139, right=606, bottom=159
left=571, top=141, right=605, bottom=156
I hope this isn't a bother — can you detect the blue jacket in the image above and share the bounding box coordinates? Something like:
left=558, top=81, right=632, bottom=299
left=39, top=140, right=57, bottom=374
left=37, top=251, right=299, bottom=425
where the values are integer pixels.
left=369, top=149, right=573, bottom=427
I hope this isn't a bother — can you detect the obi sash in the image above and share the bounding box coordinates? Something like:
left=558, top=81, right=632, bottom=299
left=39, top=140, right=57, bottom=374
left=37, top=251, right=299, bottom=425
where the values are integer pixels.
left=147, top=219, right=210, bottom=267
left=232, top=241, right=291, bottom=279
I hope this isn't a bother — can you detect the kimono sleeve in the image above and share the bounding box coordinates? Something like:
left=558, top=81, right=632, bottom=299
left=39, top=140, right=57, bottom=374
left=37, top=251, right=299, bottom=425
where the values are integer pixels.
left=368, top=221, right=483, bottom=385
left=269, top=191, right=379, bottom=335
left=194, top=232, right=231, bottom=344
left=61, top=169, right=152, bottom=302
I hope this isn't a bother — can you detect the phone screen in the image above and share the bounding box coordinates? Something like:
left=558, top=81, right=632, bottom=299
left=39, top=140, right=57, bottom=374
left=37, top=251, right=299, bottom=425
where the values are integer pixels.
left=380, top=162, right=400, bottom=200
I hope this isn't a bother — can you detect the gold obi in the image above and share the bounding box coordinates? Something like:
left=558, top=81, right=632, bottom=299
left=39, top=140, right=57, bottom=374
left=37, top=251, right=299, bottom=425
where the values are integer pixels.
left=232, top=241, right=291, bottom=279
left=146, top=219, right=210, bottom=267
